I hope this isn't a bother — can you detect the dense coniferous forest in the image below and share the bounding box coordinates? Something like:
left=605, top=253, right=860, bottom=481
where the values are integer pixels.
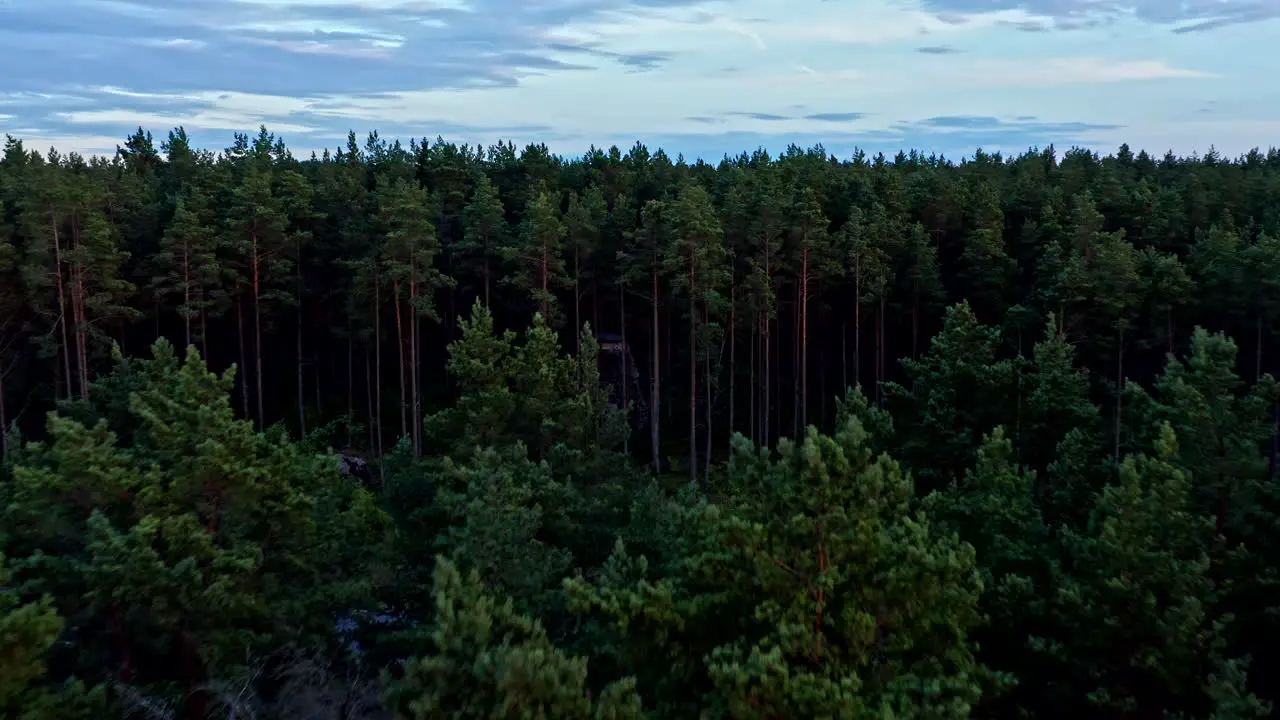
left=5, top=125, right=1280, bottom=718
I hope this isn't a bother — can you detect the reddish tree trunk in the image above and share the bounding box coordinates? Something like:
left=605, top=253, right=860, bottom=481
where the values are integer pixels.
left=52, top=217, right=73, bottom=400
left=393, top=280, right=407, bottom=442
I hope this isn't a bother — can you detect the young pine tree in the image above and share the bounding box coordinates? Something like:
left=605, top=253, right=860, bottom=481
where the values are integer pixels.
left=567, top=418, right=987, bottom=718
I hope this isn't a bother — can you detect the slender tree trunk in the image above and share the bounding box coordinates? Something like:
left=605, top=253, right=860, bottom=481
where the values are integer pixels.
left=296, top=296, right=306, bottom=440
left=621, top=283, right=629, bottom=456
left=750, top=313, right=757, bottom=444
left=574, top=245, right=581, bottom=353
left=365, top=343, right=374, bottom=454
left=199, top=290, right=208, bottom=353
left=52, top=217, right=73, bottom=400
left=912, top=291, right=919, bottom=361
left=877, top=292, right=886, bottom=406
left=801, top=248, right=809, bottom=429
left=73, top=250, right=89, bottom=401
left=764, top=313, right=772, bottom=446
left=374, top=267, right=385, bottom=470
left=689, top=255, right=698, bottom=485
left=729, top=285, right=736, bottom=437
left=0, top=362, right=7, bottom=458
left=315, top=352, right=323, bottom=418
left=483, top=255, right=491, bottom=308
left=393, top=281, right=407, bottom=442
left=1115, top=326, right=1124, bottom=464
left=820, top=345, right=827, bottom=426
left=841, top=324, right=847, bottom=392
left=1166, top=306, right=1174, bottom=357
left=347, top=328, right=355, bottom=448
left=410, top=279, right=421, bottom=457
left=651, top=264, right=661, bottom=473
left=252, top=234, right=266, bottom=430
left=183, top=238, right=192, bottom=348
left=793, top=297, right=801, bottom=436
left=764, top=251, right=773, bottom=445
left=295, top=235, right=306, bottom=439
left=236, top=296, right=250, bottom=420
left=540, top=245, right=550, bottom=319
left=854, top=271, right=861, bottom=391
left=704, top=304, right=713, bottom=479
left=1257, top=313, right=1264, bottom=382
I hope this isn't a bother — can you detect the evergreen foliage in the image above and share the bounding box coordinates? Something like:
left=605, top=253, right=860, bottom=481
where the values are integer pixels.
left=4, top=129, right=1280, bottom=717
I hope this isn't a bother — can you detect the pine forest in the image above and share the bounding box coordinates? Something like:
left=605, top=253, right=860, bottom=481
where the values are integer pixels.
left=6, top=126, right=1280, bottom=718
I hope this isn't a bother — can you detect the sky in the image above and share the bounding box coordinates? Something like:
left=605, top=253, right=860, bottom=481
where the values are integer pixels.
left=0, top=0, right=1276, bottom=162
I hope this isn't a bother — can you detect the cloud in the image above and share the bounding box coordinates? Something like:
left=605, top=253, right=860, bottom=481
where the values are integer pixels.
left=805, top=112, right=867, bottom=122
left=0, top=0, right=697, bottom=98
left=918, top=115, right=1006, bottom=128
left=946, top=58, right=1215, bottom=87
left=918, top=0, right=1280, bottom=31
left=0, top=0, right=1266, bottom=161
left=908, top=115, right=1121, bottom=134
left=725, top=112, right=792, bottom=121
left=544, top=41, right=674, bottom=72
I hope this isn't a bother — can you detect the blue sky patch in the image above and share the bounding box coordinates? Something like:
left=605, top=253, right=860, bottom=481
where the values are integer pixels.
left=1, top=0, right=1274, bottom=160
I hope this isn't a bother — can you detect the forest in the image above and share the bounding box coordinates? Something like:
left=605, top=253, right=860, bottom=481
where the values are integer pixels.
left=2, top=125, right=1280, bottom=718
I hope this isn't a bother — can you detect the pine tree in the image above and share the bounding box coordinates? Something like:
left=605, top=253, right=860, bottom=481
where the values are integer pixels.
left=378, top=176, right=451, bottom=455
left=566, top=185, right=606, bottom=346
left=566, top=418, right=987, bottom=717
left=662, top=182, right=729, bottom=483
left=618, top=199, right=665, bottom=472
left=459, top=172, right=507, bottom=308
left=924, top=428, right=1044, bottom=713
left=2, top=341, right=390, bottom=716
left=0, top=202, right=17, bottom=456
left=1150, top=329, right=1273, bottom=536
left=959, top=180, right=1016, bottom=322
left=1134, top=247, right=1192, bottom=357
left=745, top=174, right=785, bottom=446
left=887, top=301, right=1017, bottom=492
left=504, top=187, right=568, bottom=324
left=1023, top=316, right=1100, bottom=476
left=900, top=221, right=946, bottom=361
left=1036, top=424, right=1262, bottom=717
left=224, top=130, right=289, bottom=429
left=384, top=557, right=642, bottom=720
left=0, top=553, right=105, bottom=718
left=787, top=185, right=833, bottom=430
left=432, top=446, right=574, bottom=612
left=151, top=190, right=223, bottom=350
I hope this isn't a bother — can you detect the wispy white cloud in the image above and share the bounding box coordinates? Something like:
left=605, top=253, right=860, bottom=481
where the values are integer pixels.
left=0, top=0, right=1272, bottom=159
left=919, top=57, right=1215, bottom=88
